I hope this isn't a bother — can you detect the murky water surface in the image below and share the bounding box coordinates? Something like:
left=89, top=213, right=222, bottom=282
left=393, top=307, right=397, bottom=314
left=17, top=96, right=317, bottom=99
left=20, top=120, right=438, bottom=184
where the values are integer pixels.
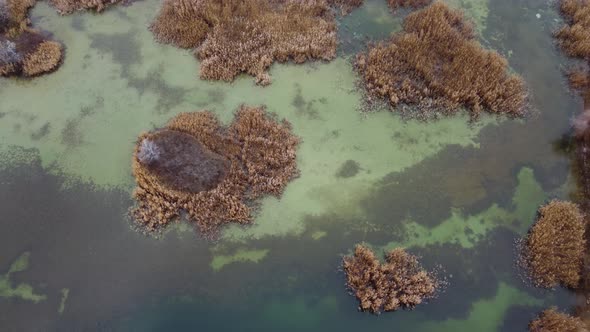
left=0, top=0, right=583, bottom=331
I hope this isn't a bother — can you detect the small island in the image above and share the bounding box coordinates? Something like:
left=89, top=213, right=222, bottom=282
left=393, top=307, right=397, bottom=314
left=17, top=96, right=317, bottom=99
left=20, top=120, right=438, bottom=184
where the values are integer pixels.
left=150, top=0, right=362, bottom=85
left=0, top=0, right=63, bottom=77
left=131, top=105, right=300, bottom=236
left=529, top=308, right=587, bottom=332
left=522, top=200, right=586, bottom=289
left=342, top=244, right=440, bottom=314
left=355, top=1, right=528, bottom=119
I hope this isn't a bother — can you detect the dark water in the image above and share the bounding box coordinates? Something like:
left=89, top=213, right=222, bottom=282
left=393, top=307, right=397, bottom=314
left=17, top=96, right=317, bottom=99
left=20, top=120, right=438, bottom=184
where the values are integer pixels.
left=0, top=0, right=585, bottom=331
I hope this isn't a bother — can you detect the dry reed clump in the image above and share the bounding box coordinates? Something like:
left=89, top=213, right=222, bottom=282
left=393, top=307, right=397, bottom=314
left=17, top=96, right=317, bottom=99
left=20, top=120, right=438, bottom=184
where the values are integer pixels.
left=149, top=0, right=345, bottom=85
left=0, top=0, right=63, bottom=77
left=342, top=244, right=439, bottom=314
left=21, top=40, right=62, bottom=76
left=1, top=0, right=34, bottom=37
left=523, top=200, right=586, bottom=289
left=49, top=0, right=121, bottom=15
left=356, top=1, right=528, bottom=118
left=529, top=308, right=588, bottom=332
left=131, top=105, right=300, bottom=236
left=388, top=0, right=432, bottom=11
left=556, top=0, right=590, bottom=61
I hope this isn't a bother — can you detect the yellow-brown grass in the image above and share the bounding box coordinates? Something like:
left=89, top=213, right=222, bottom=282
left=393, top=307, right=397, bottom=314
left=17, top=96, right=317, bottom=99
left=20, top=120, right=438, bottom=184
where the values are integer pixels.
left=49, top=0, right=122, bottom=15
left=556, top=0, right=590, bottom=60
left=150, top=0, right=340, bottom=85
left=356, top=1, right=528, bottom=118
left=524, top=200, right=586, bottom=289
left=22, top=40, right=62, bottom=76
left=131, top=105, right=300, bottom=236
left=529, top=308, right=588, bottom=332
left=0, top=0, right=64, bottom=77
left=3, top=0, right=35, bottom=37
left=342, top=245, right=438, bottom=314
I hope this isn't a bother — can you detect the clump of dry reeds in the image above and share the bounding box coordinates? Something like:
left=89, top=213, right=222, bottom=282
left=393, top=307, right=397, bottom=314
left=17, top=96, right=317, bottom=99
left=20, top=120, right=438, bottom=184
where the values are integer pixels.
left=150, top=0, right=350, bottom=85
left=523, top=200, right=586, bottom=289
left=556, top=0, right=590, bottom=60
left=388, top=0, right=432, bottom=11
left=356, top=1, right=528, bottom=118
left=342, top=244, right=439, bottom=314
left=529, top=308, right=588, bottom=332
left=0, top=0, right=63, bottom=78
left=131, top=105, right=300, bottom=236
left=49, top=0, right=122, bottom=15
left=328, top=0, right=364, bottom=15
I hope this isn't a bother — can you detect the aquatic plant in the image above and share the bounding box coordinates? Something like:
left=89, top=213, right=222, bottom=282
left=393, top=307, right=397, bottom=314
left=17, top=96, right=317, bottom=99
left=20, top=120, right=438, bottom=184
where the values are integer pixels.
left=131, top=105, right=300, bottom=235
left=150, top=0, right=359, bottom=85
left=21, top=40, right=62, bottom=76
left=523, top=200, right=586, bottom=289
left=388, top=0, right=432, bottom=11
left=355, top=1, right=528, bottom=118
left=50, top=0, right=122, bottom=15
left=529, top=308, right=588, bottom=332
left=556, top=0, right=590, bottom=61
left=328, top=0, right=364, bottom=15
left=0, top=0, right=63, bottom=77
left=342, top=244, right=439, bottom=314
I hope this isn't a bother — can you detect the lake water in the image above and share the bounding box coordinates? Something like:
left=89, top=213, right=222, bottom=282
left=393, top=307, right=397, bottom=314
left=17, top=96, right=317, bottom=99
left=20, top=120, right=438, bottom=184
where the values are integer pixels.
left=0, top=0, right=583, bottom=331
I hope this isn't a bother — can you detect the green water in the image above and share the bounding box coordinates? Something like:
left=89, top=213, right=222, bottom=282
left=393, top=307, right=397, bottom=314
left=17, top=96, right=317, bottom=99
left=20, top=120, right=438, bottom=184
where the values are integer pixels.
left=0, top=0, right=581, bottom=331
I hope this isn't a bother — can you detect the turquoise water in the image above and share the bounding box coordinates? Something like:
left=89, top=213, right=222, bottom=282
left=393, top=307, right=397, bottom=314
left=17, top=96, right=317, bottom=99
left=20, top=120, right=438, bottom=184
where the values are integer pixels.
left=0, top=0, right=582, bottom=331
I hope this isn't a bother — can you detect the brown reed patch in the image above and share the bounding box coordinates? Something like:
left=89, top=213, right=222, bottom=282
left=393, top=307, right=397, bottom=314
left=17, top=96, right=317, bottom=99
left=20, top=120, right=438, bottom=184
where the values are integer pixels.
left=342, top=244, right=439, bottom=314
left=149, top=0, right=351, bottom=85
left=522, top=200, right=586, bottom=289
left=49, top=0, right=122, bottom=15
left=131, top=105, right=300, bottom=236
left=529, top=308, right=588, bottom=332
left=0, top=0, right=64, bottom=77
left=355, top=1, right=528, bottom=119
left=556, top=0, right=590, bottom=61
left=3, top=0, right=35, bottom=37
left=22, top=40, right=62, bottom=76
left=388, top=0, right=432, bottom=11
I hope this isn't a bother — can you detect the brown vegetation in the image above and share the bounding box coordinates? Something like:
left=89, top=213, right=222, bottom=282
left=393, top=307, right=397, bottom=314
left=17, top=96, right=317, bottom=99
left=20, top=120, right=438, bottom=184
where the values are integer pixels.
left=131, top=105, right=300, bottom=236
left=388, top=0, right=432, bottom=11
left=49, top=0, right=121, bottom=15
left=556, top=0, right=590, bottom=61
left=21, top=40, right=62, bottom=76
left=529, top=308, right=588, bottom=332
left=342, top=244, right=439, bottom=314
left=0, top=0, right=63, bottom=77
left=149, top=0, right=359, bottom=85
left=523, top=200, right=586, bottom=289
left=355, top=1, right=528, bottom=118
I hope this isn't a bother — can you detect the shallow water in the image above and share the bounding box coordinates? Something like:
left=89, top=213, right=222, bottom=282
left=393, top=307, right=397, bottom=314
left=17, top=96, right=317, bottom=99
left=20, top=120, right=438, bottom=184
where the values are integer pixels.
left=0, top=0, right=583, bottom=331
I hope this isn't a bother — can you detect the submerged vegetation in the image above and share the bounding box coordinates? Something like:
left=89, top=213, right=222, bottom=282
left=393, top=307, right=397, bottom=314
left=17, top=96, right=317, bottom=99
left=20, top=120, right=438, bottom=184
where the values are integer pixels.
left=529, top=308, right=587, bottom=332
left=0, top=252, right=46, bottom=303
left=356, top=1, right=528, bottom=119
left=131, top=105, right=300, bottom=235
left=150, top=0, right=358, bottom=85
left=342, top=244, right=439, bottom=314
left=387, top=0, right=431, bottom=12
left=522, top=200, right=586, bottom=289
left=0, top=0, right=63, bottom=77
